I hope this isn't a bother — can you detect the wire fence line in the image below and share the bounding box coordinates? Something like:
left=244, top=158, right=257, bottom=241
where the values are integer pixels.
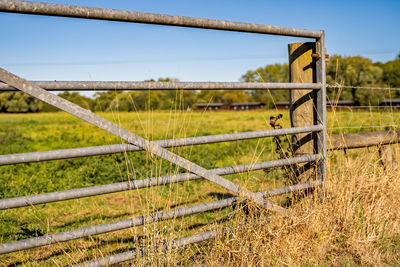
left=337, top=106, right=400, bottom=109
left=327, top=83, right=400, bottom=91
left=328, top=125, right=399, bottom=131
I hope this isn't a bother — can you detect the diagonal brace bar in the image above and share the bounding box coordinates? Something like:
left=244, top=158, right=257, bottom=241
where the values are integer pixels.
left=0, top=68, right=286, bottom=214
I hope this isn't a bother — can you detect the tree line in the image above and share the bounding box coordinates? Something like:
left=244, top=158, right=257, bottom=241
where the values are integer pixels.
left=1, top=53, right=399, bottom=112
left=240, top=53, right=400, bottom=107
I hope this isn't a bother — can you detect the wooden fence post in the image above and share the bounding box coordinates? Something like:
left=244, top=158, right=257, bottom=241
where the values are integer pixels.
left=378, top=145, right=396, bottom=170
left=288, top=42, right=316, bottom=182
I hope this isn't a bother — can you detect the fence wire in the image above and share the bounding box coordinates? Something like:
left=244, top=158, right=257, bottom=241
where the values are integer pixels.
left=327, top=83, right=400, bottom=91
left=328, top=125, right=399, bottom=131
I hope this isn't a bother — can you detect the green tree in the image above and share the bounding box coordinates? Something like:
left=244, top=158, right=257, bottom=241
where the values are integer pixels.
left=92, top=91, right=121, bottom=112
left=42, top=91, right=95, bottom=112
left=196, top=90, right=250, bottom=105
left=107, top=91, right=160, bottom=111
left=241, top=63, right=289, bottom=83
left=0, top=92, right=42, bottom=113
left=376, top=53, right=400, bottom=97
left=240, top=55, right=396, bottom=107
left=326, top=55, right=384, bottom=105
left=240, top=63, right=289, bottom=108
left=98, top=77, right=197, bottom=111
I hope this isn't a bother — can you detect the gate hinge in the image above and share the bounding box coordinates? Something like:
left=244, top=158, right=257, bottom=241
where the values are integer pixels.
left=311, top=53, right=330, bottom=60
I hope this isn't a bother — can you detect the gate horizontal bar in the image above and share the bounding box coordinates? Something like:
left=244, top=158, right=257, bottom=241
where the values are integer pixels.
left=0, top=81, right=322, bottom=91
left=0, top=125, right=324, bottom=166
left=0, top=68, right=285, bottom=214
left=0, top=1, right=322, bottom=38
left=0, top=198, right=236, bottom=254
left=0, top=155, right=321, bottom=210
left=261, top=180, right=322, bottom=198
left=76, top=227, right=230, bottom=267
left=0, top=181, right=320, bottom=254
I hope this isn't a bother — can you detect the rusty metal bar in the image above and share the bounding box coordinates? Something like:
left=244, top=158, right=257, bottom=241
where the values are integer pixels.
left=0, top=1, right=321, bottom=38
left=0, top=81, right=322, bottom=91
left=0, top=155, right=321, bottom=210
left=0, top=180, right=320, bottom=254
left=0, top=68, right=285, bottom=213
left=0, top=125, right=323, bottom=166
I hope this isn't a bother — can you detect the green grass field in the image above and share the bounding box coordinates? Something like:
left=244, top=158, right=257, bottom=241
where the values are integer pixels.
left=0, top=110, right=399, bottom=266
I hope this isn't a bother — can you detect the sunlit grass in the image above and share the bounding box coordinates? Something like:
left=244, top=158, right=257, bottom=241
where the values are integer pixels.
left=0, top=109, right=399, bottom=265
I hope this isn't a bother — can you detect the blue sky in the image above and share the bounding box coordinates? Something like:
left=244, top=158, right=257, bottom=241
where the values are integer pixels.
left=1, top=0, right=399, bottom=88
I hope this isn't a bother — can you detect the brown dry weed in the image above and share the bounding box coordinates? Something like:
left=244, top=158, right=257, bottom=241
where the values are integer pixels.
left=192, top=149, right=400, bottom=266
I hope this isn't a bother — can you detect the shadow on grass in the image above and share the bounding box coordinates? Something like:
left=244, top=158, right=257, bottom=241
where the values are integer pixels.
left=56, top=211, right=132, bottom=230
left=9, top=211, right=234, bottom=266
left=8, top=189, right=313, bottom=266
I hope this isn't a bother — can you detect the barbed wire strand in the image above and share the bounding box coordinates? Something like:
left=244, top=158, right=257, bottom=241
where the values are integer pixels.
left=328, top=125, right=399, bottom=130
left=327, top=83, right=400, bottom=91
left=330, top=106, right=400, bottom=109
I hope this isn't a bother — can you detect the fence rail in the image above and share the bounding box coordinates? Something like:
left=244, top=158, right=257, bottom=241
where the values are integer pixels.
left=0, top=155, right=321, bottom=210
left=329, top=130, right=400, bottom=150
left=0, top=81, right=321, bottom=91
left=0, top=180, right=320, bottom=255
left=0, top=125, right=323, bottom=166
left=0, top=1, right=327, bottom=265
left=0, top=0, right=322, bottom=38
left=75, top=227, right=229, bottom=267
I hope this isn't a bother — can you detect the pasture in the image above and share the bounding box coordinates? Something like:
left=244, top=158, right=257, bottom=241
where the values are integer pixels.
left=0, top=110, right=399, bottom=265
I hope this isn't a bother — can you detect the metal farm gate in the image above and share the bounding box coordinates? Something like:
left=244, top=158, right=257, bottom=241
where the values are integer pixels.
left=0, top=1, right=327, bottom=265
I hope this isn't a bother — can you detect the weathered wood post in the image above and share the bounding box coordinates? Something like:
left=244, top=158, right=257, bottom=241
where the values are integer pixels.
left=288, top=42, right=316, bottom=182
left=378, top=145, right=396, bottom=170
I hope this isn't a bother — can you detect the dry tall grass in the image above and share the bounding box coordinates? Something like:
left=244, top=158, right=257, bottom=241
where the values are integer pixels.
left=193, top=148, right=400, bottom=266
left=1, top=111, right=399, bottom=266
